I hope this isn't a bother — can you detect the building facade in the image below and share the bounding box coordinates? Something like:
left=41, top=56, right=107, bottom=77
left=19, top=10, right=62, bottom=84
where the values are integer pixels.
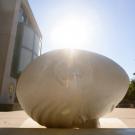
left=0, top=0, right=42, bottom=109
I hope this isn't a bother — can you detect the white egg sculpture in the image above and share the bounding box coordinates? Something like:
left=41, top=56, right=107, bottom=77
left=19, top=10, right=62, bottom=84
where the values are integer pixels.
left=17, top=49, right=129, bottom=128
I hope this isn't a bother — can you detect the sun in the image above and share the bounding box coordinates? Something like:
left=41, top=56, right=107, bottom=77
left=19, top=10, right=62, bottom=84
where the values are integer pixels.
left=50, top=17, right=90, bottom=49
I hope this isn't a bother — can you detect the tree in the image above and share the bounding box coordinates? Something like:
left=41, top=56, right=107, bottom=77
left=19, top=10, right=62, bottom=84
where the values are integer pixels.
left=118, top=73, right=135, bottom=107
left=124, top=79, right=135, bottom=100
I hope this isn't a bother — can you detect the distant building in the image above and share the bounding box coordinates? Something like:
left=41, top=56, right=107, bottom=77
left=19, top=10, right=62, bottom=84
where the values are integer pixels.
left=0, top=0, right=42, bottom=109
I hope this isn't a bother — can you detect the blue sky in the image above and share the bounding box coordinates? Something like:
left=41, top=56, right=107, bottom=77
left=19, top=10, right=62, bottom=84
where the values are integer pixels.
left=28, top=0, right=135, bottom=79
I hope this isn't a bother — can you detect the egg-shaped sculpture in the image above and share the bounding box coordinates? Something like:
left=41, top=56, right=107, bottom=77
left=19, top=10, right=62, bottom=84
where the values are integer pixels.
left=16, top=49, right=129, bottom=128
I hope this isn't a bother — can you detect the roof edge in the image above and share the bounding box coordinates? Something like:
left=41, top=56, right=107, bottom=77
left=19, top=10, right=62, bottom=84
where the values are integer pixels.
left=22, top=0, right=42, bottom=38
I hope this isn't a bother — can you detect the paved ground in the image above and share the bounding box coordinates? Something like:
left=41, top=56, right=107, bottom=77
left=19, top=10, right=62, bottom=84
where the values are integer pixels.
left=105, top=108, right=135, bottom=128
left=0, top=108, right=135, bottom=128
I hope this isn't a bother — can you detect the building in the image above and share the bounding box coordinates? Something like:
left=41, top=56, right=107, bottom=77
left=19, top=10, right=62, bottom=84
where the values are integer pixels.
left=0, top=0, right=42, bottom=110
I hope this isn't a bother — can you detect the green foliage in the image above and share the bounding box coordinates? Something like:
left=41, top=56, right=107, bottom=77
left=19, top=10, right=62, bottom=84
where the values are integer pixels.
left=124, top=79, right=135, bottom=100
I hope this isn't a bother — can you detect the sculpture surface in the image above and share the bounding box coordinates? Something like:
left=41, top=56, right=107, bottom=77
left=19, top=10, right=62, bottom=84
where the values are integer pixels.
left=17, top=49, right=129, bottom=128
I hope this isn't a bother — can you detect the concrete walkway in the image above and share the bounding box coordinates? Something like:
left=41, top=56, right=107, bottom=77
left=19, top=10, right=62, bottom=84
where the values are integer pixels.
left=0, top=108, right=135, bottom=128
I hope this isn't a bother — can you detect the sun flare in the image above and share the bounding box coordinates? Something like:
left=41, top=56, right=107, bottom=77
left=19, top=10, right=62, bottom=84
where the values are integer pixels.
left=50, top=17, right=91, bottom=49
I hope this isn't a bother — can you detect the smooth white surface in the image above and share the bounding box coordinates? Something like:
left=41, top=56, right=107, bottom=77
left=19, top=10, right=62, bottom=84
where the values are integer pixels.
left=17, top=49, right=129, bottom=128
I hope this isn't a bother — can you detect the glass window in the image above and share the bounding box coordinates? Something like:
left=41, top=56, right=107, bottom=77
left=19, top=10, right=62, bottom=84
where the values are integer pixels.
left=34, top=35, right=40, bottom=56
left=18, top=8, right=27, bottom=23
left=11, top=7, right=42, bottom=79
left=18, top=48, right=33, bottom=72
left=22, top=25, right=34, bottom=50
